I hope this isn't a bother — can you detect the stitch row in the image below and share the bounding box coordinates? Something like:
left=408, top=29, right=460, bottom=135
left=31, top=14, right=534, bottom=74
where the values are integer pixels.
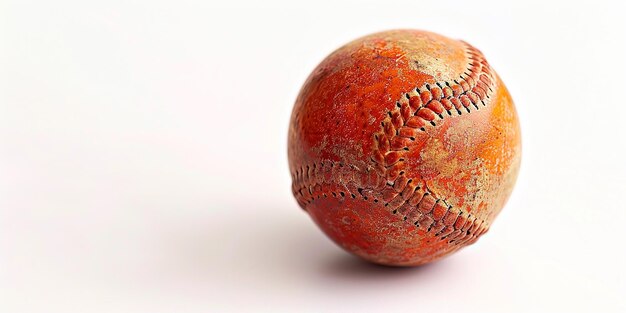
left=291, top=161, right=489, bottom=244
left=368, top=42, right=496, bottom=225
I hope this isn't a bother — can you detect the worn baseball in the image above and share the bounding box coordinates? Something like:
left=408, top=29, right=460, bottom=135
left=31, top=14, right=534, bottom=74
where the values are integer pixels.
left=288, top=30, right=521, bottom=266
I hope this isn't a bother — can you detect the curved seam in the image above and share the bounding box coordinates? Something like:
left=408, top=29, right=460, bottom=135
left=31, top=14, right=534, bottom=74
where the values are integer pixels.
left=291, top=42, right=496, bottom=246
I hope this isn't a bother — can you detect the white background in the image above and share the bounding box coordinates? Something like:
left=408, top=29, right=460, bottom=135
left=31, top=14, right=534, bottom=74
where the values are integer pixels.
left=1, top=0, right=625, bottom=312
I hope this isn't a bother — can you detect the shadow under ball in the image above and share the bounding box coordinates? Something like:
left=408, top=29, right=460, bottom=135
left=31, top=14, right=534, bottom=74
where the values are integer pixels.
left=288, top=30, right=521, bottom=266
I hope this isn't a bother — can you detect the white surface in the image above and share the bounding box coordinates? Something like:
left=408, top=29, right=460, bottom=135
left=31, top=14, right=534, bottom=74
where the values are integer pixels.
left=1, top=0, right=625, bottom=312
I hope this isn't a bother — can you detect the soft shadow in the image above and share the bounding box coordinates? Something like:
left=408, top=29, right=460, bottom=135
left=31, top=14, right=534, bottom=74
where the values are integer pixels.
left=153, top=202, right=333, bottom=279
left=320, top=252, right=455, bottom=282
left=154, top=200, right=456, bottom=287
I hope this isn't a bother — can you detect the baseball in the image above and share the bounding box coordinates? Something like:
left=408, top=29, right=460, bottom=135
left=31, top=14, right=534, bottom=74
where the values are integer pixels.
left=288, top=30, right=521, bottom=266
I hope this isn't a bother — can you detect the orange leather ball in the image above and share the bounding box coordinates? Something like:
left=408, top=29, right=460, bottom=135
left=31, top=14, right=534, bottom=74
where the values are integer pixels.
left=288, top=30, right=521, bottom=266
